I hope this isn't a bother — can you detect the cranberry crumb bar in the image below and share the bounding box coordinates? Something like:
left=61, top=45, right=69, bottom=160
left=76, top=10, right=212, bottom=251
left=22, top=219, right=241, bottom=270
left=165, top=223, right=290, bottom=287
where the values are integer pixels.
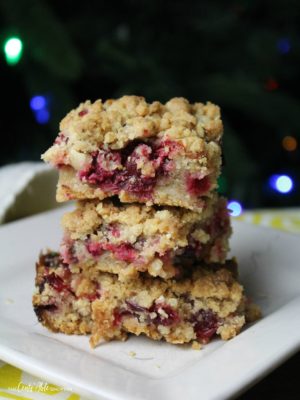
left=42, top=96, right=223, bottom=210
left=60, top=195, right=231, bottom=280
left=33, top=252, right=260, bottom=347
left=34, top=94, right=261, bottom=350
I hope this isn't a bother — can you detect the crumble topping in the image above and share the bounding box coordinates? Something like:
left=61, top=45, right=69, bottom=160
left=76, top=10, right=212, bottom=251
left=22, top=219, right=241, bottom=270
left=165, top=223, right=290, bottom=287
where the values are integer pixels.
left=33, top=252, right=260, bottom=347
left=42, top=96, right=222, bottom=208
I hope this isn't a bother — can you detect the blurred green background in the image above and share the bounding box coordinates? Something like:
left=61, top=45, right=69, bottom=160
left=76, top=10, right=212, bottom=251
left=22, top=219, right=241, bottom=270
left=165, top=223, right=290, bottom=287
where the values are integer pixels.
left=0, top=0, right=299, bottom=209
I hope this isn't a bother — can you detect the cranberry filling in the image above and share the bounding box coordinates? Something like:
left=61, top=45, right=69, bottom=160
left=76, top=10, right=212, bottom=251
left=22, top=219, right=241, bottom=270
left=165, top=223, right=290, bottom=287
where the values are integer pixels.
left=86, top=241, right=137, bottom=263
left=193, top=310, right=219, bottom=343
left=113, top=308, right=131, bottom=326
left=80, top=150, right=122, bottom=190
left=44, top=273, right=70, bottom=293
left=86, top=241, right=103, bottom=257
left=186, top=174, right=211, bottom=196
left=149, top=303, right=180, bottom=326
left=79, top=140, right=182, bottom=199
left=108, top=243, right=137, bottom=263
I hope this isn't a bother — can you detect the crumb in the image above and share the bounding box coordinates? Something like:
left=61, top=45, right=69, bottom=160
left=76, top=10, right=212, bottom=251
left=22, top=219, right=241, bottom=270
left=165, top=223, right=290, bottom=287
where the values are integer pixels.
left=192, top=341, right=202, bottom=350
left=245, top=302, right=262, bottom=322
left=129, top=351, right=136, bottom=358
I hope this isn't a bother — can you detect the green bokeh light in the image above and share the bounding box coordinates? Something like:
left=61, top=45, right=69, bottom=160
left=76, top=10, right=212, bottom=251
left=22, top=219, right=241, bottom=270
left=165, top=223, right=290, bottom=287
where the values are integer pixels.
left=4, top=37, right=23, bottom=65
left=218, top=175, right=227, bottom=194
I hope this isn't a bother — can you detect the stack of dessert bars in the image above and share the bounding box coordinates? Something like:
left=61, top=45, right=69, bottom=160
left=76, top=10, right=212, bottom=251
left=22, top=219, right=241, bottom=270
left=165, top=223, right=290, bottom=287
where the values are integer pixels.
left=33, top=96, right=259, bottom=348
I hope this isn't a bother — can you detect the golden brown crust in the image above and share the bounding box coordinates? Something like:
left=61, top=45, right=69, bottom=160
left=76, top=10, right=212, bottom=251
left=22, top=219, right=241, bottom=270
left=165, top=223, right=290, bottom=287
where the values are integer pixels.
left=62, top=196, right=215, bottom=238
left=60, top=196, right=231, bottom=279
left=50, top=96, right=223, bottom=153
left=32, top=252, right=259, bottom=348
left=90, top=264, right=246, bottom=347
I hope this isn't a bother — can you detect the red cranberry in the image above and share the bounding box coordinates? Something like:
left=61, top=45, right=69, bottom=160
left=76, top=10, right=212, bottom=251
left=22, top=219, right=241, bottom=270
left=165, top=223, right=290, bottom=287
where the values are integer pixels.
left=154, top=140, right=182, bottom=175
left=82, top=293, right=100, bottom=302
left=81, top=150, right=122, bottom=189
left=62, top=267, right=71, bottom=280
left=117, top=144, right=156, bottom=199
left=110, top=243, right=137, bottom=263
left=186, top=174, right=211, bottom=196
left=109, top=224, right=120, bottom=238
left=160, top=159, right=175, bottom=173
left=87, top=242, right=104, bottom=257
left=44, top=273, right=69, bottom=293
left=113, top=308, right=131, bottom=326
left=78, top=140, right=182, bottom=200
left=150, top=303, right=180, bottom=326
left=193, top=310, right=219, bottom=343
left=78, top=109, right=88, bottom=117
left=155, top=139, right=182, bottom=158
left=87, top=241, right=137, bottom=263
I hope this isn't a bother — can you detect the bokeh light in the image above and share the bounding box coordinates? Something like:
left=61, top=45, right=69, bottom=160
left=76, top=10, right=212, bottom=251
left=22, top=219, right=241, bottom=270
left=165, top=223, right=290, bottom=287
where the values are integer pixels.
left=35, top=109, right=50, bottom=124
left=269, top=174, right=294, bottom=194
left=265, top=78, right=279, bottom=91
left=277, top=38, right=291, bottom=54
left=217, top=175, right=227, bottom=193
left=228, top=201, right=243, bottom=217
left=282, top=135, right=297, bottom=151
left=4, top=37, right=23, bottom=65
left=30, top=95, right=47, bottom=111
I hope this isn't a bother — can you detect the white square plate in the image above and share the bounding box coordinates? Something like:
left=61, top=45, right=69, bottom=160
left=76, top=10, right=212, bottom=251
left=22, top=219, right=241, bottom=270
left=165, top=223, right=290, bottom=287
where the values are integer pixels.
left=0, top=207, right=299, bottom=400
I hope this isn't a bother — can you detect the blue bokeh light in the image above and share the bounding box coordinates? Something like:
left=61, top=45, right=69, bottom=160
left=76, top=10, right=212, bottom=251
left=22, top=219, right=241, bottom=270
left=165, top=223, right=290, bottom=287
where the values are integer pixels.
left=277, top=38, right=291, bottom=54
left=35, top=109, right=50, bottom=124
left=228, top=201, right=243, bottom=217
left=30, top=95, right=47, bottom=111
left=269, top=174, right=293, bottom=194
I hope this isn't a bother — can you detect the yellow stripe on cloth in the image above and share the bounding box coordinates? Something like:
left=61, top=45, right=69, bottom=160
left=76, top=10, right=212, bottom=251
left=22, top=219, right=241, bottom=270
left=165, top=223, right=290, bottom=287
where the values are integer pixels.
left=66, top=395, right=80, bottom=400
left=0, top=391, right=33, bottom=400
left=237, top=210, right=300, bottom=234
